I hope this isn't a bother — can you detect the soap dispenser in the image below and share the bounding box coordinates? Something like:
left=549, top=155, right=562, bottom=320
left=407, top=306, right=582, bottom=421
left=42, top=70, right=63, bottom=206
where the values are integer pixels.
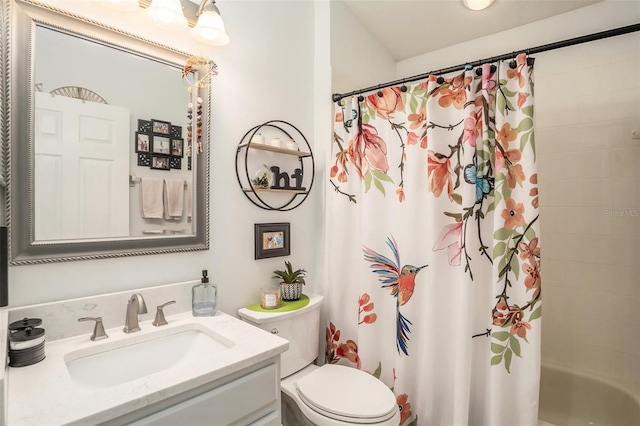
left=192, top=270, right=217, bottom=316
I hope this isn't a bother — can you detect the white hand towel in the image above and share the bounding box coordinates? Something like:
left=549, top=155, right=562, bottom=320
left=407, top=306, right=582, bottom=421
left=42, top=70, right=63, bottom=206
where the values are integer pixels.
left=163, top=179, right=185, bottom=219
left=185, top=180, right=193, bottom=220
left=140, top=177, right=164, bottom=219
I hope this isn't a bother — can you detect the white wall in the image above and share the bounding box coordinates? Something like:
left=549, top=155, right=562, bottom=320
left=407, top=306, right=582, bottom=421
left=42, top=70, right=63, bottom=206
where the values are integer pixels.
left=329, top=0, right=396, bottom=95
left=8, top=0, right=319, bottom=319
left=393, top=0, right=640, bottom=385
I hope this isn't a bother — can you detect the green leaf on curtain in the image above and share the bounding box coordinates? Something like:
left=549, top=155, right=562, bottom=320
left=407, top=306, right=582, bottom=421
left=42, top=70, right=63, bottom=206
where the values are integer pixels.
left=529, top=305, right=542, bottom=321
left=491, top=354, right=503, bottom=366
left=410, top=96, right=418, bottom=113
left=522, top=105, right=534, bottom=118
left=498, top=257, right=509, bottom=277
left=372, top=362, right=382, bottom=379
left=493, top=241, right=507, bottom=258
left=491, top=343, right=505, bottom=354
left=450, top=193, right=462, bottom=205
left=530, top=131, right=537, bottom=161
left=371, top=169, right=394, bottom=183
left=509, top=255, right=520, bottom=280
left=364, top=170, right=372, bottom=193
left=509, top=335, right=522, bottom=357
left=374, top=177, right=386, bottom=195
left=492, top=331, right=511, bottom=341
left=524, top=226, right=537, bottom=242
left=407, top=415, right=419, bottom=426
left=444, top=211, right=463, bottom=221
left=497, top=95, right=506, bottom=115
left=521, top=131, right=530, bottom=151
left=516, top=118, right=534, bottom=132
left=493, top=228, right=512, bottom=241
left=504, top=348, right=513, bottom=373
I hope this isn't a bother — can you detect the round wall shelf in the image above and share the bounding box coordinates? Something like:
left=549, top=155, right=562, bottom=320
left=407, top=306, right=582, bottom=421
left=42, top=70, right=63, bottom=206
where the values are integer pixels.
left=235, top=120, right=314, bottom=211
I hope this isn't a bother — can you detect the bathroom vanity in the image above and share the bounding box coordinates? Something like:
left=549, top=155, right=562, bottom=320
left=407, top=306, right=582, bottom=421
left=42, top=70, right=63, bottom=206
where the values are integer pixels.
left=1, top=281, right=289, bottom=425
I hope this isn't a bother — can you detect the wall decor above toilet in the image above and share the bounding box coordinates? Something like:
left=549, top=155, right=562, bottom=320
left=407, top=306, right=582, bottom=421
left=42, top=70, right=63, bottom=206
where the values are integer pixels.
left=254, top=222, right=290, bottom=259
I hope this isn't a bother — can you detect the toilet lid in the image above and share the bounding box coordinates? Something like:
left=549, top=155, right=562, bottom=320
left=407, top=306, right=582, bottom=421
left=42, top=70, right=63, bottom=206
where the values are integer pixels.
left=295, top=364, right=397, bottom=424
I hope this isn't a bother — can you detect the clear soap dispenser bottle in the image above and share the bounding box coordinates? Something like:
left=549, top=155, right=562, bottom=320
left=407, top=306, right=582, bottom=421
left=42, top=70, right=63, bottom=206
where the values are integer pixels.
left=192, top=270, right=217, bottom=316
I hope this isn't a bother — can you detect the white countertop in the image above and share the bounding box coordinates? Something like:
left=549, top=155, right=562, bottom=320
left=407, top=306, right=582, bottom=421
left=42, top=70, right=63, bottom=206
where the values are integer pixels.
left=6, top=311, right=288, bottom=426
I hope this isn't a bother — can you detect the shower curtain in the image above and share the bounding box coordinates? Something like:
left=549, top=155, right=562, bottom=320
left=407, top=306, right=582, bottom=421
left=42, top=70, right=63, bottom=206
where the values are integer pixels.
left=324, top=54, right=541, bottom=426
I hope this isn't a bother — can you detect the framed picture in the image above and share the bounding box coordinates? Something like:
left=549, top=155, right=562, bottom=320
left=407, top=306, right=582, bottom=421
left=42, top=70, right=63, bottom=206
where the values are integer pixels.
left=170, top=157, right=182, bottom=169
left=151, top=155, right=170, bottom=170
left=151, top=119, right=171, bottom=135
left=170, top=125, right=182, bottom=139
left=255, top=222, right=290, bottom=259
left=137, top=119, right=152, bottom=133
left=151, top=135, right=171, bottom=155
left=137, top=153, right=151, bottom=167
left=135, top=132, right=150, bottom=153
left=171, top=138, right=184, bottom=157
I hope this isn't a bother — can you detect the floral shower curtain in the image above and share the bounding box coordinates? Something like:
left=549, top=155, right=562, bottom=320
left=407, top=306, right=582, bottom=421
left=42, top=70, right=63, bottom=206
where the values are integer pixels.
left=324, top=54, right=541, bottom=426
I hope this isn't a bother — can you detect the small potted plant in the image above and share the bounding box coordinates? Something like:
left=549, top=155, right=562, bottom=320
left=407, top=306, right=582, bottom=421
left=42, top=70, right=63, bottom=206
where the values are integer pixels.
left=252, top=165, right=271, bottom=189
left=273, top=261, right=306, bottom=301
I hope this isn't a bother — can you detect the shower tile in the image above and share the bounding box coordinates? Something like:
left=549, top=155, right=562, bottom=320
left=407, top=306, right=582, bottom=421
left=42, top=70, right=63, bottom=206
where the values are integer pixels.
left=610, top=118, right=640, bottom=145
left=577, top=149, right=612, bottom=179
left=574, top=343, right=612, bottom=377
left=544, top=96, right=580, bottom=127
left=578, top=179, right=613, bottom=208
left=543, top=311, right=578, bottom=342
left=609, top=294, right=640, bottom=327
left=611, top=212, right=640, bottom=237
left=611, top=148, right=640, bottom=179
left=578, top=92, right=613, bottom=124
left=541, top=335, right=577, bottom=367
left=577, top=122, right=613, bottom=152
left=609, top=87, right=640, bottom=121
left=610, top=58, right=640, bottom=91
left=544, top=285, right=578, bottom=315
left=608, top=236, right=640, bottom=267
left=614, top=266, right=640, bottom=298
left=549, top=70, right=580, bottom=100
left=609, top=351, right=640, bottom=383
left=577, top=289, right=613, bottom=321
left=577, top=317, right=616, bottom=350
left=611, top=177, right=640, bottom=208
left=577, top=40, right=614, bottom=68
left=578, top=64, right=612, bottom=97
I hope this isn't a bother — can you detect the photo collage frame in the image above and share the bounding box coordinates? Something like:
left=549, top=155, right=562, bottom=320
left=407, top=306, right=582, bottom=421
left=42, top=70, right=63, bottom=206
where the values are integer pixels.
left=136, top=119, right=184, bottom=170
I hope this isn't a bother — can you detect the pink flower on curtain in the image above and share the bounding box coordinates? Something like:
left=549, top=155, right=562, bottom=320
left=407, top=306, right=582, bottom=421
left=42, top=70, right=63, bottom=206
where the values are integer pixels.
left=510, top=320, right=531, bottom=338
left=358, top=293, right=377, bottom=325
left=506, top=164, right=526, bottom=189
left=501, top=198, right=525, bottom=230
left=348, top=124, right=389, bottom=178
left=523, top=259, right=541, bottom=291
left=366, top=87, right=404, bottom=119
left=433, top=221, right=463, bottom=266
left=438, top=87, right=466, bottom=109
left=396, top=188, right=406, bottom=203
left=517, top=92, right=528, bottom=109
left=507, top=53, right=529, bottom=88
left=463, top=114, right=479, bottom=148
left=407, top=108, right=427, bottom=148
left=397, top=394, right=413, bottom=425
left=336, top=340, right=361, bottom=369
left=427, top=150, right=454, bottom=199
left=496, top=123, right=518, bottom=147
left=330, top=150, right=349, bottom=183
left=518, top=238, right=540, bottom=260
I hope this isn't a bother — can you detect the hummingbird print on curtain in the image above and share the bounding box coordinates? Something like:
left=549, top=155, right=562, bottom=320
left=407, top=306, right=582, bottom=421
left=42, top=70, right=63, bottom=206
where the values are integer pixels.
left=363, top=235, right=427, bottom=355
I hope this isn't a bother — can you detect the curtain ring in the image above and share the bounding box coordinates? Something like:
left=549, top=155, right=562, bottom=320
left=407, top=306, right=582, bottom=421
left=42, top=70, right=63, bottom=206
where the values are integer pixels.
left=475, top=66, right=483, bottom=76
left=509, top=52, right=517, bottom=69
left=357, top=95, right=364, bottom=102
left=400, top=80, right=407, bottom=92
left=377, top=85, right=383, bottom=97
left=436, top=70, right=445, bottom=84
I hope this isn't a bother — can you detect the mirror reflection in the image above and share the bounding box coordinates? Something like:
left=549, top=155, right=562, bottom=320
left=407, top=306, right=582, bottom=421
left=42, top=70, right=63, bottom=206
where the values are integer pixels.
left=33, top=26, right=194, bottom=241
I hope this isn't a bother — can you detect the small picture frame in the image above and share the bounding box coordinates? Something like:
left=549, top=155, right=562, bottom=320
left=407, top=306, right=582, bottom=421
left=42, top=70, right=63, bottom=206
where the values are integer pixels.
left=255, top=222, right=290, bottom=259
left=151, top=135, right=171, bottom=155
left=135, top=132, right=150, bottom=153
left=137, top=119, right=152, bottom=133
left=137, top=152, right=151, bottom=167
left=151, top=155, right=170, bottom=171
left=171, top=138, right=184, bottom=157
left=169, top=157, right=182, bottom=169
left=170, top=125, right=182, bottom=139
left=151, top=119, right=171, bottom=135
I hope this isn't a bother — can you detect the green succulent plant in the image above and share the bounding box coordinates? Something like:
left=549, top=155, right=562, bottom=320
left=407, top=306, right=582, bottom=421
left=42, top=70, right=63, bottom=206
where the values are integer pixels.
left=272, top=261, right=306, bottom=284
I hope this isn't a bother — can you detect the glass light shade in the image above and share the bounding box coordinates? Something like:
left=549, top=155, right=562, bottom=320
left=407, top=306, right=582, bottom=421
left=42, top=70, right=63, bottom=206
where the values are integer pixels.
left=146, top=0, right=189, bottom=31
left=191, top=9, right=230, bottom=45
left=96, top=0, right=139, bottom=11
left=463, top=0, right=495, bottom=11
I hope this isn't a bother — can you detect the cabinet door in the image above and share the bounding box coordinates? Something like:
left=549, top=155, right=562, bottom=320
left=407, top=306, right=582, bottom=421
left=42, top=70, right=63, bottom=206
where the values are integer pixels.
left=127, top=364, right=279, bottom=426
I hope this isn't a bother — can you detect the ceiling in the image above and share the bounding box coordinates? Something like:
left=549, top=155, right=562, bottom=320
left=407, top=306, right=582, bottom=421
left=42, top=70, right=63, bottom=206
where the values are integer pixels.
left=341, top=0, right=603, bottom=61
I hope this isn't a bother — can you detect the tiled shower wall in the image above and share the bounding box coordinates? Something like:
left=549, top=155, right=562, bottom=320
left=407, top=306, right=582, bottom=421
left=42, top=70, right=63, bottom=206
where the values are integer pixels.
left=535, top=32, right=640, bottom=384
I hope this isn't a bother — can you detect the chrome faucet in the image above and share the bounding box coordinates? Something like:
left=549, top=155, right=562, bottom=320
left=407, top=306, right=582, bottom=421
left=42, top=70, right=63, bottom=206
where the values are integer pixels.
left=123, top=293, right=148, bottom=333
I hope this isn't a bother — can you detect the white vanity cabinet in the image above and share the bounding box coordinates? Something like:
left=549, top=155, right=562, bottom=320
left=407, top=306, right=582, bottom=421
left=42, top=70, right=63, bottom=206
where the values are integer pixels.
left=123, top=360, right=281, bottom=426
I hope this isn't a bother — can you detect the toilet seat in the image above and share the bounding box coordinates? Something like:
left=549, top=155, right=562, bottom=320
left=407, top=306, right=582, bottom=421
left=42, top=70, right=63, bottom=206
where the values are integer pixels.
left=294, top=364, right=398, bottom=424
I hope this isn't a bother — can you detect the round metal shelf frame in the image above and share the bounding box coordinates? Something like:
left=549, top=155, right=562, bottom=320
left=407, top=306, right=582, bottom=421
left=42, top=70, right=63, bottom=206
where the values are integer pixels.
left=235, top=120, right=315, bottom=211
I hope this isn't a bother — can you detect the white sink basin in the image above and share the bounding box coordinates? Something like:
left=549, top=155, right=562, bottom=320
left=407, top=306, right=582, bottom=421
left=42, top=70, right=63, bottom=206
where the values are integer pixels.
left=65, top=327, right=232, bottom=388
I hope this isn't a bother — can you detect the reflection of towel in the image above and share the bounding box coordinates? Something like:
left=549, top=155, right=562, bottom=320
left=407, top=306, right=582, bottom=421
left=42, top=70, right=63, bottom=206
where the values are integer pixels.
left=185, top=181, right=193, bottom=220
left=163, top=179, right=184, bottom=219
left=140, top=177, right=164, bottom=219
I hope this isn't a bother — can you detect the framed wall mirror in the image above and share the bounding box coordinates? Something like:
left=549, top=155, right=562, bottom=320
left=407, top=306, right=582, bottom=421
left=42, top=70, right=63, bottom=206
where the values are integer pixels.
left=2, top=0, right=211, bottom=265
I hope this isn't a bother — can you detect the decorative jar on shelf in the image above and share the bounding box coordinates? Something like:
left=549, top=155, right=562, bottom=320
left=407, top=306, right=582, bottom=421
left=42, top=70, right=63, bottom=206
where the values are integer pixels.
left=251, top=166, right=271, bottom=189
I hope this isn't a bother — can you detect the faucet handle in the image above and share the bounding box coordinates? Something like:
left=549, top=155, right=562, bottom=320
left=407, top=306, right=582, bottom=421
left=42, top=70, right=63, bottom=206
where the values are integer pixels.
left=152, top=300, right=176, bottom=327
left=78, top=317, right=109, bottom=341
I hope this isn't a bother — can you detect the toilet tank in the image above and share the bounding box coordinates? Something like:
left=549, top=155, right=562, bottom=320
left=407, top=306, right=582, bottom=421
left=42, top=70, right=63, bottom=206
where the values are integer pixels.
left=238, top=293, right=323, bottom=378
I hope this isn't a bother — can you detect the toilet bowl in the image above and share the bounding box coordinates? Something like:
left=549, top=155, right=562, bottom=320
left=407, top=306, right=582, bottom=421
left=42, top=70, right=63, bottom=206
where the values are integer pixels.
left=238, top=294, right=400, bottom=425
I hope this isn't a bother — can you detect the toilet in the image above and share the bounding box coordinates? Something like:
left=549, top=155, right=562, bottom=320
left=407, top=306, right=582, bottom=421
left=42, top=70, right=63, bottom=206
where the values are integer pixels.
left=238, top=294, right=400, bottom=425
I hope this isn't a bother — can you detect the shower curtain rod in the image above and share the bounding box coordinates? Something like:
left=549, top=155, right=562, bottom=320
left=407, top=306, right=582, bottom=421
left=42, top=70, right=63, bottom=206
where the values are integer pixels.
left=331, top=22, right=640, bottom=103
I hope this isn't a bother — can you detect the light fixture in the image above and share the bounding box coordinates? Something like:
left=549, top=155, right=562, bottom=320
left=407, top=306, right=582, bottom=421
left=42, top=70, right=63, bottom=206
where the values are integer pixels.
left=145, top=0, right=189, bottom=31
left=191, top=0, right=230, bottom=46
left=463, top=0, right=495, bottom=11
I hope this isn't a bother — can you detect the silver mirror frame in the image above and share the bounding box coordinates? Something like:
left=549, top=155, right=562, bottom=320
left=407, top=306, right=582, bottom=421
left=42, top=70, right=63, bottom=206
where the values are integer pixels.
left=1, top=0, right=210, bottom=265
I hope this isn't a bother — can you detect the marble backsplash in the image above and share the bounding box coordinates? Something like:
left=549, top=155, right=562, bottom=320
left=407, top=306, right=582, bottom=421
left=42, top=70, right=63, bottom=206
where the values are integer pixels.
left=5, top=280, right=197, bottom=342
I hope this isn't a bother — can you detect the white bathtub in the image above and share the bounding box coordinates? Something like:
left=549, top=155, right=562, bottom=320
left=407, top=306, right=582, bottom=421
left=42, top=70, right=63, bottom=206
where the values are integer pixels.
left=538, top=363, right=640, bottom=426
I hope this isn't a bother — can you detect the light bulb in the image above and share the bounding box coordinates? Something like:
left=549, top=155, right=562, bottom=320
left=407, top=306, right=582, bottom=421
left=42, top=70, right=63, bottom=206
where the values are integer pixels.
left=146, top=0, right=188, bottom=31
left=463, top=0, right=495, bottom=11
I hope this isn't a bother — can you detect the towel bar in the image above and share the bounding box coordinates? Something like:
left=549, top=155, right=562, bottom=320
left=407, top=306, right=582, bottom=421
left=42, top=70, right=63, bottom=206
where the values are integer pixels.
left=129, top=175, right=188, bottom=189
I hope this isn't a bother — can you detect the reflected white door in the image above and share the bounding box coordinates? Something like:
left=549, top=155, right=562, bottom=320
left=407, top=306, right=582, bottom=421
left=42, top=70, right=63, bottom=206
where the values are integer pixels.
left=34, top=92, right=130, bottom=240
